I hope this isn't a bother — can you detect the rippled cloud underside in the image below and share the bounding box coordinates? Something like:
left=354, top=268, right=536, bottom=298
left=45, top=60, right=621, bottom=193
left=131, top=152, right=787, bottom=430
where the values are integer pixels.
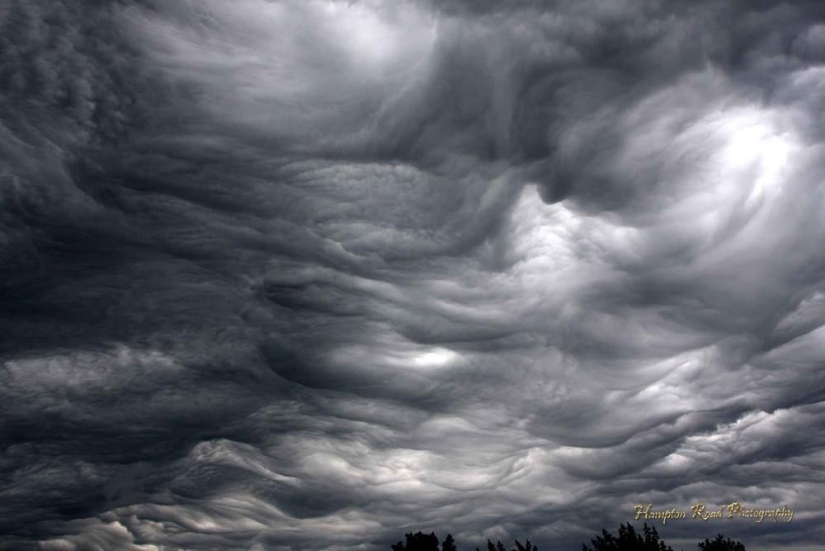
left=3, top=1, right=825, bottom=550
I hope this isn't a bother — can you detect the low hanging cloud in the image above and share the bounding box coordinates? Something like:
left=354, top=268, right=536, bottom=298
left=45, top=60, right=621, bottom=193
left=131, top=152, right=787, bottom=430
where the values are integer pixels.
left=3, top=1, right=825, bottom=550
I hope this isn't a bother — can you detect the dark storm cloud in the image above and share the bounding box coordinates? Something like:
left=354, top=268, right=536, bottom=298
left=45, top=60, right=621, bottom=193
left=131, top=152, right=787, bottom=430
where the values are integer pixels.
left=3, top=0, right=825, bottom=550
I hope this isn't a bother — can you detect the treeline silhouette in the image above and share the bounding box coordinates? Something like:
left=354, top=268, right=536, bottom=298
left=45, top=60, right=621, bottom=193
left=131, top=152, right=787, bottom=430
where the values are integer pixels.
left=391, top=523, right=746, bottom=551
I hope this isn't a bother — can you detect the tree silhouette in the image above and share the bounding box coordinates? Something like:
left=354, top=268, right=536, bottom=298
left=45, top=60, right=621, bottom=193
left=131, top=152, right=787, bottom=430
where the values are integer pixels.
left=698, top=534, right=746, bottom=551
left=442, top=534, right=458, bottom=551
left=487, top=540, right=507, bottom=551
left=514, top=539, right=538, bottom=551
left=583, top=523, right=674, bottom=551
left=390, top=525, right=746, bottom=551
left=392, top=531, right=440, bottom=551
left=476, top=539, right=538, bottom=551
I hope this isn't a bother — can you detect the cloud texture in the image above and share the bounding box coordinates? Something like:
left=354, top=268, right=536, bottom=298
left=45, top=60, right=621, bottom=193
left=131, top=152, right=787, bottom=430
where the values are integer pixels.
left=3, top=0, right=825, bottom=549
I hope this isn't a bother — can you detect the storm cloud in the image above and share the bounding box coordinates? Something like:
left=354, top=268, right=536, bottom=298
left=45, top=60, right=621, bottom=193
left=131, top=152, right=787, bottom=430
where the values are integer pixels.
left=2, top=0, right=825, bottom=550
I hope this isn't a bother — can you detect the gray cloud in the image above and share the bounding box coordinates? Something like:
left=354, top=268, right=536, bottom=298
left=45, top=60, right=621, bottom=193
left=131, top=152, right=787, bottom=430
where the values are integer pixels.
left=3, top=0, right=825, bottom=550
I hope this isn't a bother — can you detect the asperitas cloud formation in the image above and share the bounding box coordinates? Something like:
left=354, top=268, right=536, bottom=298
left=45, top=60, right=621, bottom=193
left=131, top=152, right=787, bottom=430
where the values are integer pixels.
left=2, top=1, right=825, bottom=550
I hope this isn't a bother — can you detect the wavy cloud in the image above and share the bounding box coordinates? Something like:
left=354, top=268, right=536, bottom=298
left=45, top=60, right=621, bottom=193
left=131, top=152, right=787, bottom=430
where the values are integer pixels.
left=3, top=1, right=825, bottom=550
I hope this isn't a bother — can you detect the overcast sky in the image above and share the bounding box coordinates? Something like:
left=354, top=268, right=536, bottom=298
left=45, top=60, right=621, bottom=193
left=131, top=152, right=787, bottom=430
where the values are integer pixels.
left=3, top=1, right=825, bottom=550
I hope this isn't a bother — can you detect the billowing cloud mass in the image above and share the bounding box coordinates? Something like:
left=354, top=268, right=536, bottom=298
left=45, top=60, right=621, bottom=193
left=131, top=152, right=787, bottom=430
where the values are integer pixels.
left=2, top=0, right=825, bottom=550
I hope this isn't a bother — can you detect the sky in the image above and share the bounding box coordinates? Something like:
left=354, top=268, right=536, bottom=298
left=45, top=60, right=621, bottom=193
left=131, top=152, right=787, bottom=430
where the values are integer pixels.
left=2, top=0, right=825, bottom=550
